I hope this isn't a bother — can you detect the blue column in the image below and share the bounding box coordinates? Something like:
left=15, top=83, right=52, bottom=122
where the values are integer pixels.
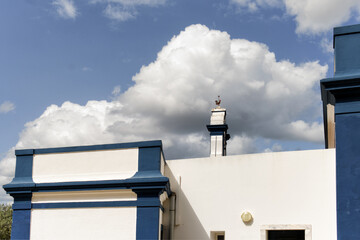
left=136, top=193, right=161, bottom=240
left=3, top=150, right=35, bottom=240
left=321, top=24, right=360, bottom=239
left=132, top=146, right=169, bottom=240
left=134, top=188, right=164, bottom=240
left=11, top=193, right=32, bottom=240
left=336, top=112, right=360, bottom=239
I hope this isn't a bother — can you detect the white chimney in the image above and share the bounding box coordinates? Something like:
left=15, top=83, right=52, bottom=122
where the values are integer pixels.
left=207, top=96, right=230, bottom=157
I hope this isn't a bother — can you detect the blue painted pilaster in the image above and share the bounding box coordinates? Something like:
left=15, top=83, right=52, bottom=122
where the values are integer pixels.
left=133, top=146, right=168, bottom=240
left=11, top=193, right=32, bottom=240
left=136, top=206, right=160, bottom=240
left=321, top=24, right=360, bottom=240
left=135, top=190, right=161, bottom=240
left=336, top=112, right=360, bottom=239
left=3, top=150, right=35, bottom=240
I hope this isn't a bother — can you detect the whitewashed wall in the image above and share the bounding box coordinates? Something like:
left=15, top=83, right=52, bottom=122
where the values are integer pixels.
left=30, top=147, right=140, bottom=240
left=30, top=207, right=136, bottom=240
left=32, top=148, right=138, bottom=183
left=165, top=149, right=336, bottom=240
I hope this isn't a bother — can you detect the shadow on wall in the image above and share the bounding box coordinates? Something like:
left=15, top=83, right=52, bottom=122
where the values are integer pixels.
left=163, top=167, right=209, bottom=240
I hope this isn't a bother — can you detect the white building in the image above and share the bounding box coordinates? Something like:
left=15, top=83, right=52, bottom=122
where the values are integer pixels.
left=4, top=24, right=360, bottom=240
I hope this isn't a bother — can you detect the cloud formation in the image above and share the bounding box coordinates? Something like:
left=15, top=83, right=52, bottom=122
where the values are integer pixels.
left=93, top=0, right=166, bottom=22
left=82, top=66, right=92, bottom=72
left=284, top=0, right=360, bottom=34
left=0, top=24, right=327, bottom=202
left=0, top=149, right=15, bottom=202
left=230, top=0, right=282, bottom=12
left=53, top=0, right=78, bottom=19
left=112, top=85, right=121, bottom=96
left=0, top=101, right=15, bottom=114
left=231, top=0, right=360, bottom=34
left=103, top=4, right=137, bottom=21
left=102, top=0, right=167, bottom=6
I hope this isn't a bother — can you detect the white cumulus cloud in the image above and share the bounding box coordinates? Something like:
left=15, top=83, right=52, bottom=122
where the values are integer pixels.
left=231, top=0, right=360, bottom=34
left=53, top=0, right=78, bottom=19
left=0, top=24, right=327, bottom=202
left=284, top=0, right=360, bottom=34
left=0, top=101, right=15, bottom=114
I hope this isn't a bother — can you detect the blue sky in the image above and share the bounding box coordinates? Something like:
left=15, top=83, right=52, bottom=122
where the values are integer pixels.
left=1, top=0, right=360, bottom=200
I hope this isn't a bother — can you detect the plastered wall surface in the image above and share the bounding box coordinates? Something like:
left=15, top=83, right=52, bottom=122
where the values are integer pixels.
left=33, top=148, right=138, bottom=183
left=165, top=149, right=336, bottom=240
left=32, top=189, right=137, bottom=203
left=30, top=207, right=136, bottom=240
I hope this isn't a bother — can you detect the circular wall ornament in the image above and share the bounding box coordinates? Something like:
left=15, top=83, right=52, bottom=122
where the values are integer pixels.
left=241, top=211, right=253, bottom=223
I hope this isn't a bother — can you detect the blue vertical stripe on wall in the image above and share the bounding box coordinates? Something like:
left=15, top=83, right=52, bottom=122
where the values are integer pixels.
left=336, top=113, right=360, bottom=239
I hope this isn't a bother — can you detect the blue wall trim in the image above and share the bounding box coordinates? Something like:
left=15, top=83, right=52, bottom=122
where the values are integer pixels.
left=336, top=101, right=360, bottom=114
left=15, top=149, right=34, bottom=156
left=206, top=124, right=228, bottom=132
left=15, top=140, right=162, bottom=155
left=321, top=74, right=360, bottom=83
left=5, top=177, right=169, bottom=195
left=210, top=131, right=225, bottom=136
left=320, top=74, right=360, bottom=147
left=32, top=199, right=162, bottom=209
left=334, top=24, right=360, bottom=36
